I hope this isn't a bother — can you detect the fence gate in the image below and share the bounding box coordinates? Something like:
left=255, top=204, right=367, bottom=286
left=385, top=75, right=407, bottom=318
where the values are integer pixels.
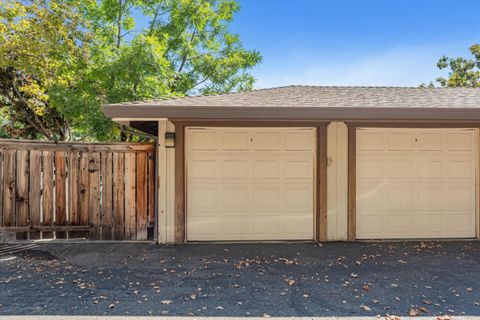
left=0, top=139, right=155, bottom=241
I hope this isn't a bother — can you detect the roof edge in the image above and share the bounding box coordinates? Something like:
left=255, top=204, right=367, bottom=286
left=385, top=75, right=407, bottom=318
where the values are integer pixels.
left=103, top=105, right=480, bottom=122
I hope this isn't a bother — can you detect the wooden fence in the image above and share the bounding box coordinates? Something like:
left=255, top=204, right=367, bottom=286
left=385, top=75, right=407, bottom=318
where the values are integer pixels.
left=0, top=139, right=155, bottom=241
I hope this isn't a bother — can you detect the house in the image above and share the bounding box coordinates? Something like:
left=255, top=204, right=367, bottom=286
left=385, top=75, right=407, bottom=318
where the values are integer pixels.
left=102, top=86, right=480, bottom=244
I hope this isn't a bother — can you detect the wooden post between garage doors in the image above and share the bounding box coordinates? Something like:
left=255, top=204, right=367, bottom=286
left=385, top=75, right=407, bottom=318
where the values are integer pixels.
left=317, top=125, right=328, bottom=242
left=174, top=123, right=186, bottom=244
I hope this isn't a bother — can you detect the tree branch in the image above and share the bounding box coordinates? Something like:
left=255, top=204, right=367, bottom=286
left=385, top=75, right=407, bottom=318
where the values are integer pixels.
left=120, top=124, right=158, bottom=141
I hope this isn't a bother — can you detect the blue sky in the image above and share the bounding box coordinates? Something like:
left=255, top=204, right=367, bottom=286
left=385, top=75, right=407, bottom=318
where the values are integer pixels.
left=229, top=0, right=480, bottom=88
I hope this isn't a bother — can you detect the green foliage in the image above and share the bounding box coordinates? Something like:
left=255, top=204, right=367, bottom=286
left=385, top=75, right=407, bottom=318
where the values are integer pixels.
left=0, top=0, right=262, bottom=141
left=0, top=0, right=91, bottom=140
left=435, top=44, right=480, bottom=87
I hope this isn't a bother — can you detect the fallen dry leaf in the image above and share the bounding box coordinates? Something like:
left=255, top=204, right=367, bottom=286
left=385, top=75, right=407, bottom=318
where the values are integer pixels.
left=285, top=279, right=296, bottom=286
left=409, top=308, right=420, bottom=316
left=362, top=284, right=370, bottom=291
left=419, top=306, right=429, bottom=313
left=361, top=305, right=371, bottom=312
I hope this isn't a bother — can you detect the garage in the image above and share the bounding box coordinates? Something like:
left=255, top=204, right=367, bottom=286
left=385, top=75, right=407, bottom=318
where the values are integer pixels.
left=103, top=86, right=480, bottom=243
left=185, top=127, right=316, bottom=241
left=356, top=128, right=477, bottom=239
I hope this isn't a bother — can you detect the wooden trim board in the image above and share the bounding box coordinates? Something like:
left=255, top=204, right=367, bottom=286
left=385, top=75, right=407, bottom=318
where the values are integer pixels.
left=317, top=126, right=328, bottom=241
left=174, top=123, right=186, bottom=244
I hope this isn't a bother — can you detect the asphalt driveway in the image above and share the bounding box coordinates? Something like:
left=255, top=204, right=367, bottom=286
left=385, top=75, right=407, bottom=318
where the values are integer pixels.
left=0, top=241, right=479, bottom=317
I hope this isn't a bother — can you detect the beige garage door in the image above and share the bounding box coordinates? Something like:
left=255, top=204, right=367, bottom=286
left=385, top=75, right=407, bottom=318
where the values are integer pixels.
left=357, top=128, right=477, bottom=239
left=185, top=127, right=316, bottom=241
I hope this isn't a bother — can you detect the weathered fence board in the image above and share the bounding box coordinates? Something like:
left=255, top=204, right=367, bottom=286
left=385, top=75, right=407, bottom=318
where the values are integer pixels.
left=29, top=151, right=42, bottom=226
left=0, top=139, right=155, bottom=241
left=68, top=151, right=79, bottom=226
left=136, top=152, right=148, bottom=241
left=101, top=152, right=113, bottom=240
left=89, top=152, right=101, bottom=239
left=79, top=152, right=90, bottom=226
left=112, top=152, right=125, bottom=239
left=55, top=151, right=67, bottom=227
left=124, top=153, right=136, bottom=240
left=42, top=151, right=54, bottom=227
left=3, top=150, right=16, bottom=227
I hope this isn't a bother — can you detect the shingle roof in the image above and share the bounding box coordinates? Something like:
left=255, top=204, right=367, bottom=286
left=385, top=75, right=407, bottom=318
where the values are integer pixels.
left=105, top=85, right=480, bottom=108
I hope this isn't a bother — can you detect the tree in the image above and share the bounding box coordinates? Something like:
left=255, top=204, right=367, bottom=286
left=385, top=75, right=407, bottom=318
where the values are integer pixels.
left=74, top=0, right=262, bottom=140
left=0, top=0, right=91, bottom=140
left=435, top=44, right=480, bottom=87
left=0, top=0, right=262, bottom=141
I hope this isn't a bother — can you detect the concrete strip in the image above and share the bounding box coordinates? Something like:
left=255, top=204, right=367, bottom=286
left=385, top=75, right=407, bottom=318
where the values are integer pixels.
left=0, top=317, right=478, bottom=320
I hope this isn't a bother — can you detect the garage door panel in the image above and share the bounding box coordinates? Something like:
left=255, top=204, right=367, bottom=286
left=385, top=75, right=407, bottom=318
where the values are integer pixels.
left=188, top=187, right=218, bottom=210
left=418, top=159, right=444, bottom=179
left=253, top=131, right=282, bottom=151
left=388, top=159, right=415, bottom=179
left=417, top=186, right=444, bottom=210
left=356, top=214, right=386, bottom=237
left=357, top=158, right=386, bottom=179
left=445, top=214, right=475, bottom=235
left=357, top=183, right=387, bottom=210
left=284, top=215, right=314, bottom=236
left=222, top=130, right=250, bottom=151
left=253, top=187, right=280, bottom=208
left=187, top=215, right=221, bottom=240
left=285, top=159, right=313, bottom=179
left=284, top=187, right=313, bottom=208
left=254, top=160, right=281, bottom=179
left=222, top=216, right=252, bottom=238
left=418, top=215, right=444, bottom=233
left=447, top=132, right=475, bottom=151
left=417, top=133, right=444, bottom=151
left=388, top=133, right=414, bottom=150
left=388, top=187, right=415, bottom=210
left=221, top=187, right=251, bottom=210
left=357, top=131, right=385, bottom=151
left=447, top=160, right=475, bottom=179
left=188, top=130, right=218, bottom=151
left=357, top=128, right=476, bottom=239
left=188, top=159, right=218, bottom=180
left=222, top=159, right=250, bottom=179
left=252, top=215, right=284, bottom=236
left=388, top=214, right=416, bottom=233
left=186, top=127, right=315, bottom=241
left=446, top=186, right=475, bottom=211
left=285, top=131, right=315, bottom=151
